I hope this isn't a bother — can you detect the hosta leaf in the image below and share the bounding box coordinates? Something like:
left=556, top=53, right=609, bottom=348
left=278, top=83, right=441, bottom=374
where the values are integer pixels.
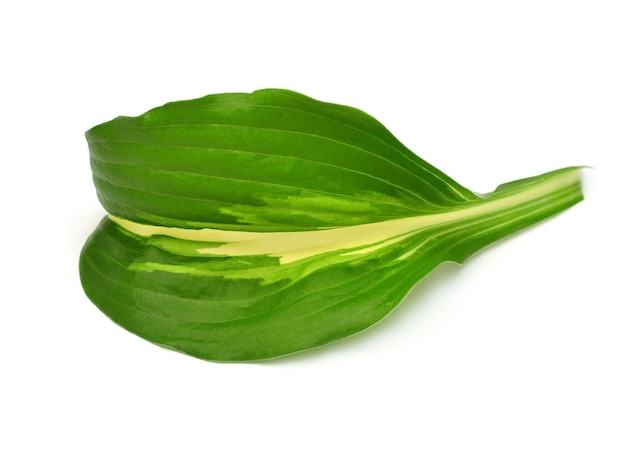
left=80, top=89, right=583, bottom=361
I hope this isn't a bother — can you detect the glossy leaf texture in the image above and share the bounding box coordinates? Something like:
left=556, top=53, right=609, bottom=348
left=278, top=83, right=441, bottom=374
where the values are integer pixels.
left=80, top=89, right=584, bottom=361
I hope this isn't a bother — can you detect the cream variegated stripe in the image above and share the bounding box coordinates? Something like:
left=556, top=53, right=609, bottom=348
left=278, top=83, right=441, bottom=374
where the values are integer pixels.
left=109, top=167, right=581, bottom=264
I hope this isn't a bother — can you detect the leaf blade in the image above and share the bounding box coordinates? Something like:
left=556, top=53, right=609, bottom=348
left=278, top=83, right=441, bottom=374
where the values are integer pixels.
left=81, top=89, right=585, bottom=361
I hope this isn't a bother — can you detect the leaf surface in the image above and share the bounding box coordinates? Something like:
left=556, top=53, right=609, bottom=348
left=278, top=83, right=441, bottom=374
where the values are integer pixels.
left=80, top=89, right=584, bottom=361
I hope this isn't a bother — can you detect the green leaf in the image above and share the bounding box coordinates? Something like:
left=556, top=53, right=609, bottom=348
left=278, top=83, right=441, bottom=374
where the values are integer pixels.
left=80, top=89, right=584, bottom=361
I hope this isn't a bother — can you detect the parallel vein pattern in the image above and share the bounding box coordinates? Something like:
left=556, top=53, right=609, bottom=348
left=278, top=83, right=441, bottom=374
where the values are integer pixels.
left=86, top=89, right=476, bottom=231
left=80, top=89, right=584, bottom=361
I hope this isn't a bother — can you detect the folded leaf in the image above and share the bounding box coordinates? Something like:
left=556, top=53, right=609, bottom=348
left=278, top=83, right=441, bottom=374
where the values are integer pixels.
left=80, top=89, right=584, bottom=361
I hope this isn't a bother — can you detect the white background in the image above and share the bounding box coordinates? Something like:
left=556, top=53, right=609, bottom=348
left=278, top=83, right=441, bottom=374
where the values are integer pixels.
left=2, top=1, right=625, bottom=464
